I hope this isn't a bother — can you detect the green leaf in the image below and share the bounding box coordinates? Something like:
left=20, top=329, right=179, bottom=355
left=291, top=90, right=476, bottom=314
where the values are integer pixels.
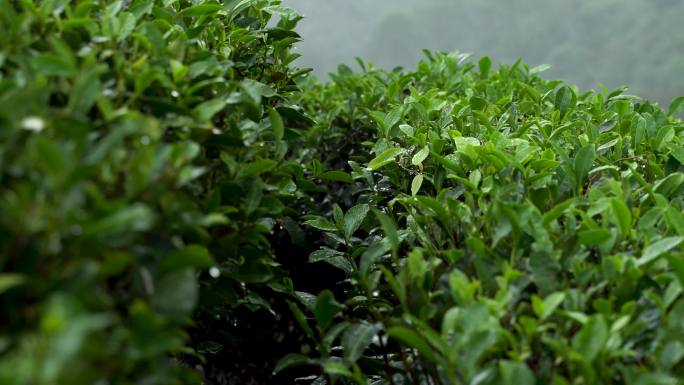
left=269, top=107, right=284, bottom=141
left=518, top=82, right=540, bottom=102
left=309, top=248, right=353, bottom=273
left=322, top=360, right=352, bottom=377
left=274, top=353, right=313, bottom=373
left=31, top=54, right=77, bottom=77
left=654, top=125, right=675, bottom=151
left=344, top=204, right=369, bottom=239
left=152, top=268, right=198, bottom=322
left=241, top=159, right=277, bottom=176
left=668, top=96, right=684, bottom=117
left=412, top=146, right=430, bottom=165
left=240, top=79, right=276, bottom=104
left=399, top=124, right=415, bottom=136
left=0, top=274, right=26, bottom=295
left=304, top=217, right=338, bottom=232
left=632, top=373, right=679, bottom=385
left=333, top=204, right=344, bottom=229
left=654, top=173, right=684, bottom=197
left=84, top=204, right=155, bottom=237
left=578, top=229, right=611, bottom=246
left=555, top=86, right=577, bottom=119
left=314, top=290, right=343, bottom=331
left=667, top=254, right=684, bottom=289
left=341, top=322, right=380, bottom=362
left=411, top=174, right=424, bottom=196
left=637, top=237, right=684, bottom=266
left=288, top=301, right=315, bottom=340
left=263, top=4, right=300, bottom=19
left=408, top=248, right=426, bottom=281
left=384, top=107, right=403, bottom=133
left=228, top=0, right=257, bottom=18
left=368, top=147, right=403, bottom=170
left=169, top=60, right=188, bottom=82
left=573, top=144, right=596, bottom=189
left=387, top=326, right=437, bottom=363
left=453, top=136, right=481, bottom=150
left=610, top=198, right=632, bottom=237
left=373, top=210, right=399, bottom=256
left=478, top=56, right=492, bottom=79
left=359, top=241, right=391, bottom=276
left=470, top=96, right=487, bottom=111
left=179, top=4, right=223, bottom=17
left=320, top=170, right=353, bottom=183
left=669, top=145, right=684, bottom=165
left=540, top=292, right=565, bottom=321
left=159, top=245, right=214, bottom=274
left=529, top=63, right=552, bottom=75
left=572, top=314, right=608, bottom=361
left=660, top=340, right=684, bottom=370
left=69, top=66, right=102, bottom=114
left=193, top=99, right=227, bottom=122
left=295, top=291, right=317, bottom=311
left=499, top=361, right=534, bottom=385
left=542, top=198, right=575, bottom=225
left=665, top=207, right=684, bottom=236
left=323, top=321, right=350, bottom=352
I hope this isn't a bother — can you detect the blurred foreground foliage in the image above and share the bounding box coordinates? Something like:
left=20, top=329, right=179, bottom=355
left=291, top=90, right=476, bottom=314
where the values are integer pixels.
left=0, top=0, right=309, bottom=383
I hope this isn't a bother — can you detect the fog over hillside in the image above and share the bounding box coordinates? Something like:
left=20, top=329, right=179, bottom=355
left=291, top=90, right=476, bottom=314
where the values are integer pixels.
left=285, top=0, right=684, bottom=106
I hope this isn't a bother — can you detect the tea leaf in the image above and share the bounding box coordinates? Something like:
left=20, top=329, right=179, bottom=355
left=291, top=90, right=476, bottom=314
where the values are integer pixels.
left=638, top=237, right=684, bottom=266
left=411, top=174, right=424, bottom=196
left=368, top=147, right=403, bottom=170
left=412, top=146, right=430, bottom=165
left=344, top=204, right=369, bottom=240
left=572, top=315, right=608, bottom=361
left=342, top=322, right=380, bottom=362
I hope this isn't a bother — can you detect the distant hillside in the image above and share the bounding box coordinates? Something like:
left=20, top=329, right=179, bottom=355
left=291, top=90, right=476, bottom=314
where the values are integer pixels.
left=287, top=0, right=684, bottom=107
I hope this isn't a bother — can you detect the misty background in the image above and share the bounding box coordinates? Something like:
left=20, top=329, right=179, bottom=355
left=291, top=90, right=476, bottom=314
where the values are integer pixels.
left=284, top=0, right=684, bottom=107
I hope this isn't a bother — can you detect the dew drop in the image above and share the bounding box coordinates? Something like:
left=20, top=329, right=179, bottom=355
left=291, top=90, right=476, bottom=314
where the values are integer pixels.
left=21, top=116, right=45, bottom=132
left=209, top=267, right=220, bottom=278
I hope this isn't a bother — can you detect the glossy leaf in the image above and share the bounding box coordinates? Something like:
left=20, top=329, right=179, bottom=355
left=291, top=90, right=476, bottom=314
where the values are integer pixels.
left=638, top=237, right=684, bottom=266
left=368, top=147, right=403, bottom=170
left=341, top=322, right=380, bottom=362
left=572, top=315, right=608, bottom=361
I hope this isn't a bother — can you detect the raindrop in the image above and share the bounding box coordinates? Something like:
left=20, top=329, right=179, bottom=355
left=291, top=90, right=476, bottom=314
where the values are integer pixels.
left=21, top=116, right=45, bottom=132
left=209, top=267, right=220, bottom=278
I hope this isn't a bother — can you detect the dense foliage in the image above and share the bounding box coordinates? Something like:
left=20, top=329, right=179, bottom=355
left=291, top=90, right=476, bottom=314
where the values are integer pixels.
left=281, top=54, right=684, bottom=385
left=0, top=0, right=309, bottom=383
left=2, top=1, right=684, bottom=385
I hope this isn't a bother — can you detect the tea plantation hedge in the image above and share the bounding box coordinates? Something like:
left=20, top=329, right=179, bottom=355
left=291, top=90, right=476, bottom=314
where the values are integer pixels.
left=1, top=1, right=684, bottom=385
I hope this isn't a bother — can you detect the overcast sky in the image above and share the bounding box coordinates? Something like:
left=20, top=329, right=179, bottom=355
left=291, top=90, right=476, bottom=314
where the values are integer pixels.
left=284, top=0, right=684, bottom=106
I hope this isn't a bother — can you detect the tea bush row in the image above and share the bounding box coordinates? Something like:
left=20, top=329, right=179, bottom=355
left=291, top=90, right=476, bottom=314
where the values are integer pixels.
left=281, top=54, right=684, bottom=384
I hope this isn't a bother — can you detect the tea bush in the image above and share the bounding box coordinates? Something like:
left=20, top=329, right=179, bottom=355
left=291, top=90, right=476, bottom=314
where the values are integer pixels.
left=0, top=0, right=311, bottom=383
left=2, top=1, right=684, bottom=385
left=281, top=54, right=684, bottom=384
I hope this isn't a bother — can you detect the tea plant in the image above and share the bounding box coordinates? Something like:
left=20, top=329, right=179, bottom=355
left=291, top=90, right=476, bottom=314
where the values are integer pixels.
left=0, top=0, right=311, bottom=383
left=281, top=53, right=684, bottom=384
